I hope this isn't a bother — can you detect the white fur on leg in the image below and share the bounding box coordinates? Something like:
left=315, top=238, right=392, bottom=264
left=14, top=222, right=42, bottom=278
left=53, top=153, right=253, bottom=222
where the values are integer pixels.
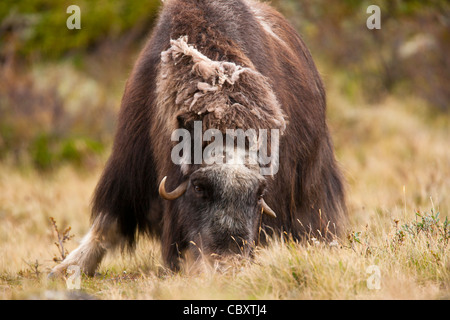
left=49, top=216, right=122, bottom=277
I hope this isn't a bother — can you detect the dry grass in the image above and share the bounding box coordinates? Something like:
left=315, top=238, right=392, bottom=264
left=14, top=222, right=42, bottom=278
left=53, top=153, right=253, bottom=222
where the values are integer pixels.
left=0, top=74, right=448, bottom=300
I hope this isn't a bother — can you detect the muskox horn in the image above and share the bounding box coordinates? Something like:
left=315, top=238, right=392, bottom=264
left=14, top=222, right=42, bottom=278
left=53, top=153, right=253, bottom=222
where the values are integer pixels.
left=261, top=199, right=277, bottom=218
left=159, top=176, right=188, bottom=200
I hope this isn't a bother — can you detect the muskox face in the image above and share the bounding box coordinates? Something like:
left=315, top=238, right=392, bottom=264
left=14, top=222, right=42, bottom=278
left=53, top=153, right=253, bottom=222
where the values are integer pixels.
left=159, top=162, right=276, bottom=261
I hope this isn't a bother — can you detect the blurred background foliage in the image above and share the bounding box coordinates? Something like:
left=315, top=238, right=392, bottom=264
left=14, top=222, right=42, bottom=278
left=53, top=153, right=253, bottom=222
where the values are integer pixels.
left=0, top=0, right=448, bottom=170
left=272, top=0, right=450, bottom=109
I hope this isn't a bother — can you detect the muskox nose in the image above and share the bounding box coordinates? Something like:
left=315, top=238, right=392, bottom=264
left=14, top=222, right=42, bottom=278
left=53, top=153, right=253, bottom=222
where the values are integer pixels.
left=212, top=212, right=256, bottom=246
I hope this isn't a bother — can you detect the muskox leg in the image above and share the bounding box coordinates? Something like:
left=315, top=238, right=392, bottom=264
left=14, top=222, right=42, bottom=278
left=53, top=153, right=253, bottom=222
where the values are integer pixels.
left=161, top=226, right=182, bottom=271
left=49, top=215, right=123, bottom=277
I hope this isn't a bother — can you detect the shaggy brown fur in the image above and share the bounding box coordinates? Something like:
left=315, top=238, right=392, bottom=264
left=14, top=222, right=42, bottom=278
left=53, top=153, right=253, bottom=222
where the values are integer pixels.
left=50, top=0, right=346, bottom=276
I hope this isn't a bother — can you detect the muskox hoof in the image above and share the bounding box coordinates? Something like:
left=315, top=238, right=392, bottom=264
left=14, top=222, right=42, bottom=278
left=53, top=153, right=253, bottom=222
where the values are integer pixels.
left=47, top=264, right=68, bottom=279
left=48, top=262, right=86, bottom=279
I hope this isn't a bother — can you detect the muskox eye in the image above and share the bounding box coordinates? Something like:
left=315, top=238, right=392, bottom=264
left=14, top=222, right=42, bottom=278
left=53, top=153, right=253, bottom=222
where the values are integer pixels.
left=258, top=194, right=264, bottom=201
left=194, top=185, right=204, bottom=193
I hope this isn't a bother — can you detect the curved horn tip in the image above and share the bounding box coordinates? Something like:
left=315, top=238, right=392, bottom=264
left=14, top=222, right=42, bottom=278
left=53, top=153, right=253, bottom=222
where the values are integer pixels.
left=158, top=176, right=168, bottom=196
left=262, top=199, right=277, bottom=218
left=159, top=176, right=188, bottom=201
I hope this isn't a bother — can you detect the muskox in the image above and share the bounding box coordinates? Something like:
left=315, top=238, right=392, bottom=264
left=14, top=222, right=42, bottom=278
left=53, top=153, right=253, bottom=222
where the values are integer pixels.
left=50, top=0, right=346, bottom=276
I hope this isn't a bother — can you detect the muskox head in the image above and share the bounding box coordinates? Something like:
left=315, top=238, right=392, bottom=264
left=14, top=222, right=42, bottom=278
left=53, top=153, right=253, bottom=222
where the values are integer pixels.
left=159, top=156, right=276, bottom=261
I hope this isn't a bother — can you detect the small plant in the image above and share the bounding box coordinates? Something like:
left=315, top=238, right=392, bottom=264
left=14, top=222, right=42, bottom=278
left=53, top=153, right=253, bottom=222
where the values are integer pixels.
left=49, top=217, right=75, bottom=263
left=348, top=231, right=362, bottom=245
left=346, top=229, right=374, bottom=257
left=394, top=210, right=449, bottom=246
left=20, top=259, right=42, bottom=279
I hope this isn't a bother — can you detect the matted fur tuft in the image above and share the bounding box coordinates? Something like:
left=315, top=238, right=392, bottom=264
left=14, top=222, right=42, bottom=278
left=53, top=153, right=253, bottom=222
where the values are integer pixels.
left=157, top=35, right=286, bottom=133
